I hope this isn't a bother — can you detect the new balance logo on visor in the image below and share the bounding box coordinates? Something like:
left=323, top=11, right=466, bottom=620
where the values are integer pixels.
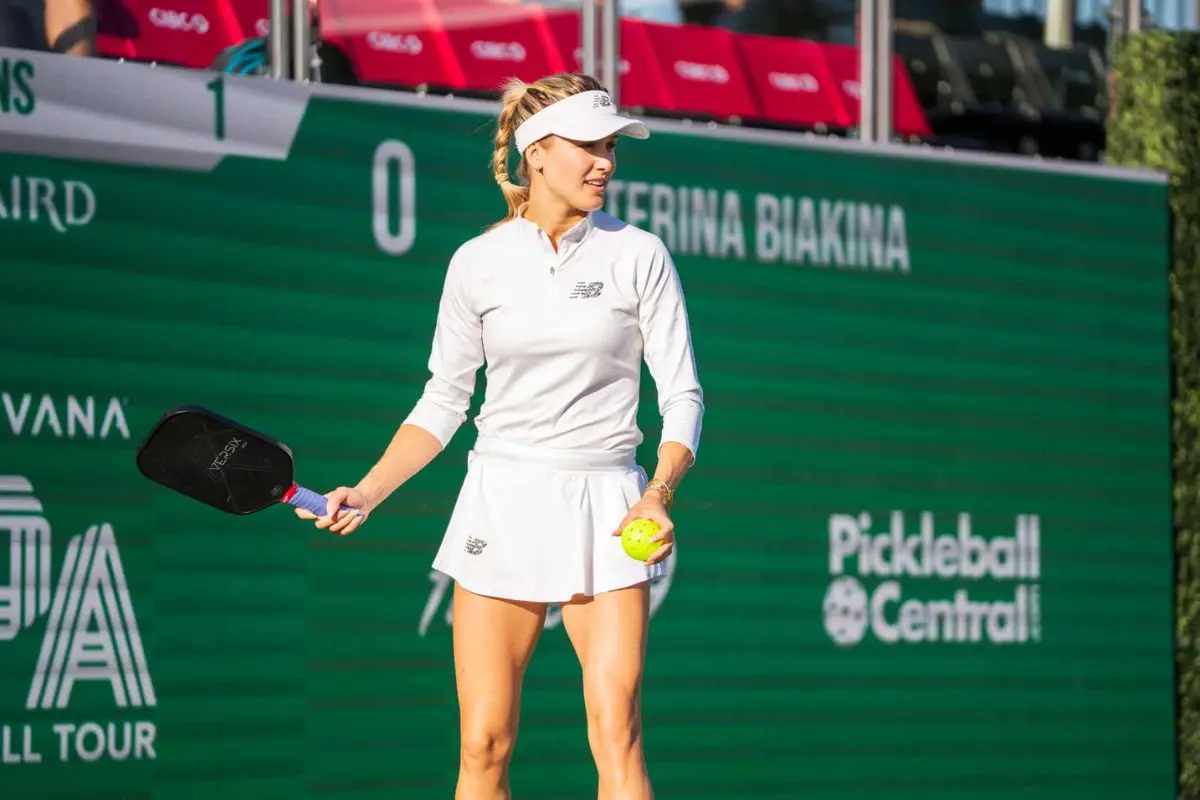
left=570, top=281, right=604, bottom=299
left=592, top=94, right=613, bottom=108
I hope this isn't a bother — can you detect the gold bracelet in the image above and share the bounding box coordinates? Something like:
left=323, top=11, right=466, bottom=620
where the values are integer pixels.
left=644, top=479, right=673, bottom=510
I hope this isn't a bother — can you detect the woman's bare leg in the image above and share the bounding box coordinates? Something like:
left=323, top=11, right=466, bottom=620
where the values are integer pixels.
left=452, top=582, right=547, bottom=800
left=560, top=583, right=653, bottom=800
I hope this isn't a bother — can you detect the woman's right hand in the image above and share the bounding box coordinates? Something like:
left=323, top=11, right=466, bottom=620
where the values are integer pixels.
left=294, top=485, right=370, bottom=536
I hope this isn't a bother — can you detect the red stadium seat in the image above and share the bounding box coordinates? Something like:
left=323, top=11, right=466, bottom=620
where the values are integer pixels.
left=636, top=21, right=759, bottom=121
left=734, top=33, right=852, bottom=129
left=320, top=0, right=579, bottom=93
left=544, top=13, right=670, bottom=112
left=319, top=0, right=465, bottom=89
left=228, top=0, right=271, bottom=41
left=96, top=0, right=249, bottom=67
left=442, top=6, right=572, bottom=93
left=817, top=42, right=932, bottom=139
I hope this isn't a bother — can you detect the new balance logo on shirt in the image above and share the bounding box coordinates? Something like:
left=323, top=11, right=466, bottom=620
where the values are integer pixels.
left=569, top=281, right=604, bottom=299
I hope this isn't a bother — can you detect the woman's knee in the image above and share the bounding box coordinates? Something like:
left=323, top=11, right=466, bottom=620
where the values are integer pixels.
left=460, top=728, right=516, bottom=774
left=586, top=687, right=643, bottom=757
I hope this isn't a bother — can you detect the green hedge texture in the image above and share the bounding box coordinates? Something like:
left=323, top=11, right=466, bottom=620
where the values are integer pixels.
left=1107, top=29, right=1200, bottom=798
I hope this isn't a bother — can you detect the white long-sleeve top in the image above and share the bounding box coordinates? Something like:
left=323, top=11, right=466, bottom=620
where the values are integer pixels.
left=403, top=209, right=704, bottom=462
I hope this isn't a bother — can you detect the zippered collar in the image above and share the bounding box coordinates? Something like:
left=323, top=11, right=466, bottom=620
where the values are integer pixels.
left=511, top=203, right=596, bottom=255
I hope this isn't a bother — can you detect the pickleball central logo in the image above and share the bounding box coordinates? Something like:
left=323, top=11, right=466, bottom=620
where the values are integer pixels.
left=0, top=475, right=158, bottom=765
left=823, top=511, right=1042, bottom=648
left=823, top=576, right=870, bottom=646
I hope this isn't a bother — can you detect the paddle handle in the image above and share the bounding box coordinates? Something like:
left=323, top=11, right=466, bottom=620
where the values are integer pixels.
left=283, top=485, right=361, bottom=518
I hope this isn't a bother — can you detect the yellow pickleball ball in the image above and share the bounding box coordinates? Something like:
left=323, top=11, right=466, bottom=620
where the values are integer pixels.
left=621, top=518, right=662, bottom=562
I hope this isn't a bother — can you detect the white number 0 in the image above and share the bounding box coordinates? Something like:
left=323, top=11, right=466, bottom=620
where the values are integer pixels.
left=372, top=140, right=416, bottom=256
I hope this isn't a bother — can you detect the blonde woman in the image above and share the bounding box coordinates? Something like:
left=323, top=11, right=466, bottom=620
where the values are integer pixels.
left=297, top=72, right=704, bottom=800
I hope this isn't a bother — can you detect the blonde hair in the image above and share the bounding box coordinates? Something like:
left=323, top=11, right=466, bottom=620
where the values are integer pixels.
left=490, top=72, right=607, bottom=228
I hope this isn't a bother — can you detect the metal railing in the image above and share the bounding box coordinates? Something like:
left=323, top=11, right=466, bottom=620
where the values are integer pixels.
left=268, top=0, right=313, bottom=81
left=579, top=0, right=622, bottom=107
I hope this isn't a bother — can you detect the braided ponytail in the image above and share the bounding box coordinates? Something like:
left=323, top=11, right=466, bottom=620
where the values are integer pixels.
left=491, top=78, right=532, bottom=227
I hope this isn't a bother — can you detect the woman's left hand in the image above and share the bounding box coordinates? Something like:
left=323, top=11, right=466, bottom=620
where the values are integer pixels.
left=613, top=491, right=674, bottom=565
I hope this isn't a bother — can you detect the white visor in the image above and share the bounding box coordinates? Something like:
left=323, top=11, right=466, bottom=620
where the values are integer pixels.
left=513, top=90, right=649, bottom=155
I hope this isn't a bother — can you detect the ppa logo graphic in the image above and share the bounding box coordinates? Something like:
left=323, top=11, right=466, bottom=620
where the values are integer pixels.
left=0, top=476, right=157, bottom=766
left=822, top=511, right=1042, bottom=647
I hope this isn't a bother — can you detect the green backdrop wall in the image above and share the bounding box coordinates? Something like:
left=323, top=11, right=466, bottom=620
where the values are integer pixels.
left=0, top=47, right=1176, bottom=798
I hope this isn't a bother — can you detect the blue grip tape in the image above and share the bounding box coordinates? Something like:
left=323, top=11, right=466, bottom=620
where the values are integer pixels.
left=285, top=485, right=359, bottom=518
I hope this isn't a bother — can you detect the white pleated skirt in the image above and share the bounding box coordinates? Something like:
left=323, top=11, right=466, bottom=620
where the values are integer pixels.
left=431, top=436, right=668, bottom=603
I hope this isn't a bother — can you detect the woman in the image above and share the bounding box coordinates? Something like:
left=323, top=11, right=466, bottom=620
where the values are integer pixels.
left=296, top=72, right=704, bottom=800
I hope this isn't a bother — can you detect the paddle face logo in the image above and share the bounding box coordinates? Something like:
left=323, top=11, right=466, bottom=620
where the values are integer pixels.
left=0, top=475, right=157, bottom=766
left=208, top=436, right=247, bottom=473
left=823, top=511, right=1042, bottom=647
